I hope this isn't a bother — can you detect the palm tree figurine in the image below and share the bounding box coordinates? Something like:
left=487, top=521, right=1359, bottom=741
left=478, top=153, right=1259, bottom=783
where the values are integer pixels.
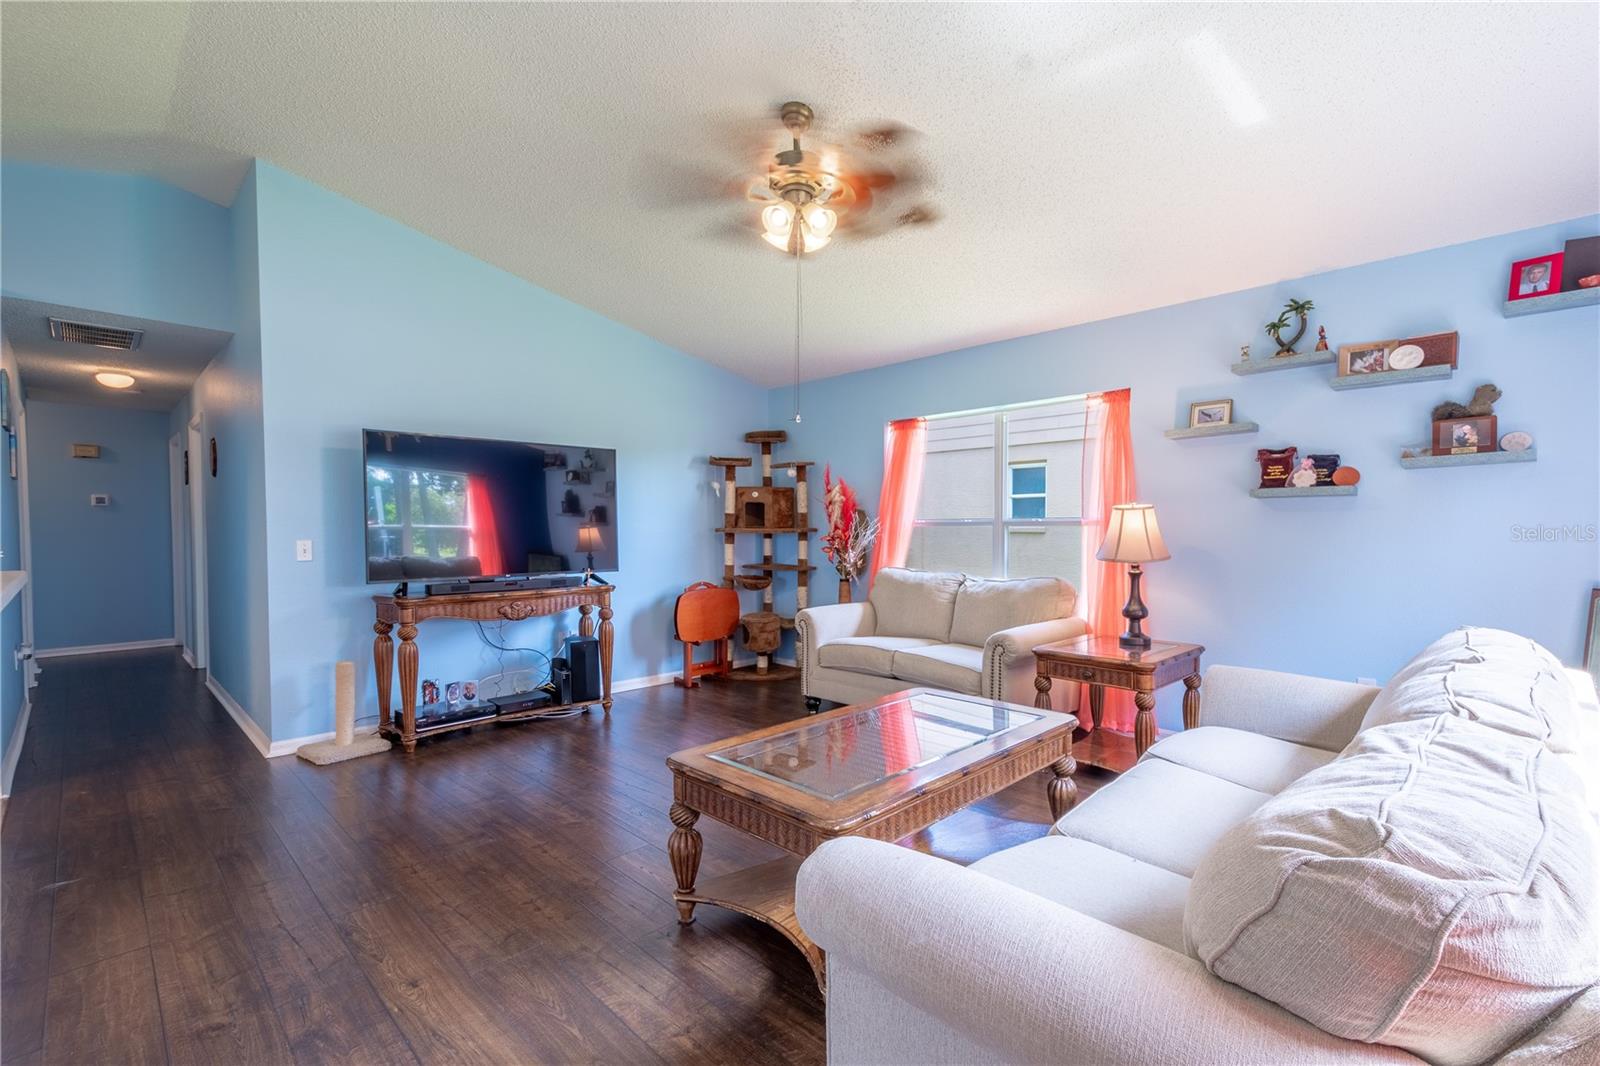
left=1265, top=298, right=1315, bottom=356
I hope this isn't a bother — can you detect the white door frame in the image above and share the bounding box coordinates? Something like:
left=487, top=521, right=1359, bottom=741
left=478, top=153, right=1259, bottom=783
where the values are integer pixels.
left=187, top=415, right=208, bottom=671
left=168, top=433, right=189, bottom=661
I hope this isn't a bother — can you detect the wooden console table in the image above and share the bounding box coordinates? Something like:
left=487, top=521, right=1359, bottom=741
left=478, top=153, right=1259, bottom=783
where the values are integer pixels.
left=1032, top=635, right=1203, bottom=763
left=372, top=584, right=614, bottom=753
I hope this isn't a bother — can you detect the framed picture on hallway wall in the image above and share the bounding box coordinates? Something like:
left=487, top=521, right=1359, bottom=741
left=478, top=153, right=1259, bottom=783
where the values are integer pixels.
left=7, top=431, right=15, bottom=479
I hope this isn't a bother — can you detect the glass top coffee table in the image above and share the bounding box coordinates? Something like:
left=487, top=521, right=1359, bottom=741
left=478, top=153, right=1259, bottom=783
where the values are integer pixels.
left=665, top=688, right=1079, bottom=990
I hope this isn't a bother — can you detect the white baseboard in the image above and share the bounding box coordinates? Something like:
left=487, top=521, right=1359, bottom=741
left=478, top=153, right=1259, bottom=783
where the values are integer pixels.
left=35, top=637, right=178, bottom=660
left=181, top=647, right=196, bottom=668
left=206, top=675, right=273, bottom=758
left=611, top=671, right=676, bottom=694
left=1, top=691, right=32, bottom=799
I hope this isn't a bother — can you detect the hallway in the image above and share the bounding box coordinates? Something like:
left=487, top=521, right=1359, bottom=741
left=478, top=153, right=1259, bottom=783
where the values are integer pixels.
left=0, top=650, right=1098, bottom=1065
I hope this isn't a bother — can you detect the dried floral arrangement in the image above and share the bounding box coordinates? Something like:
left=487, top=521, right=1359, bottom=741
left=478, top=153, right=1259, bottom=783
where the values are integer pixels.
left=821, top=466, right=880, bottom=584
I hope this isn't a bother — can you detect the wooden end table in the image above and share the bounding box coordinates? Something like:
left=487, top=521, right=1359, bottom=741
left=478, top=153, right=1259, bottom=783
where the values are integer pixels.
left=665, top=688, right=1079, bottom=990
left=1032, top=636, right=1204, bottom=760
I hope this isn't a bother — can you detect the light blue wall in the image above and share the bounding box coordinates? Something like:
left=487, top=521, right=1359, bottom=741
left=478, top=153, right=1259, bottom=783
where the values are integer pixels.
left=185, top=165, right=272, bottom=735
left=27, top=400, right=174, bottom=650
left=770, top=217, right=1600, bottom=728
left=250, top=163, right=766, bottom=740
left=0, top=163, right=232, bottom=331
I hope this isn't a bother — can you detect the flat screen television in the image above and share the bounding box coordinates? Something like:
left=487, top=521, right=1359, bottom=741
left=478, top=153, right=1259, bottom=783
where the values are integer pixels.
left=363, top=428, right=618, bottom=584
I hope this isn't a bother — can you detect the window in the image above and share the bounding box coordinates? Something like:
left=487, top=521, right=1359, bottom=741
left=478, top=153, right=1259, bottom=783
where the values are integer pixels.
left=906, top=396, right=1087, bottom=583
left=1009, top=463, right=1046, bottom=519
left=365, top=464, right=472, bottom=560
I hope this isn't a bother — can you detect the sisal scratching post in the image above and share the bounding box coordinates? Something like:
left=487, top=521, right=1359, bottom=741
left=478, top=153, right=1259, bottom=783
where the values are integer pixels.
left=296, top=661, right=392, bottom=765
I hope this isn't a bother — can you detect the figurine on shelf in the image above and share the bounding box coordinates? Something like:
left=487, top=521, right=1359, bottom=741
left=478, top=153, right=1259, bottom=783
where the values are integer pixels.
left=1288, top=457, right=1319, bottom=489
left=1431, top=383, right=1501, bottom=421
left=1266, top=298, right=1315, bottom=356
left=1239, top=344, right=1251, bottom=363
left=1314, top=326, right=1330, bottom=351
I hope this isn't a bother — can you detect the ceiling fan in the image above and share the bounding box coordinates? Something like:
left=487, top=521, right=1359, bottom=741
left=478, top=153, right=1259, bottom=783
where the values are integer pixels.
left=739, top=101, right=938, bottom=254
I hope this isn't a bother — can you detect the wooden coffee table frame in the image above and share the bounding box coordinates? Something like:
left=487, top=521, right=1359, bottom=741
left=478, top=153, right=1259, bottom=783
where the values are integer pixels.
left=665, top=688, right=1079, bottom=990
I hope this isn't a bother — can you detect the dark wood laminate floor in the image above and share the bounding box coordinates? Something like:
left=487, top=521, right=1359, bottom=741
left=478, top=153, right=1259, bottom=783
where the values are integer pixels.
left=1, top=649, right=1115, bottom=1065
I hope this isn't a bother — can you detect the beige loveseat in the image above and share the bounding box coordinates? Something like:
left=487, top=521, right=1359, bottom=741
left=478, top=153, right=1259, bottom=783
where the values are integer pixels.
left=796, top=628, right=1600, bottom=1065
left=795, top=568, right=1087, bottom=712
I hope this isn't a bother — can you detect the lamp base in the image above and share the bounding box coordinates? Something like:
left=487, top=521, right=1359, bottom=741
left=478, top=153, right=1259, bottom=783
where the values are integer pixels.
left=1119, top=563, right=1152, bottom=650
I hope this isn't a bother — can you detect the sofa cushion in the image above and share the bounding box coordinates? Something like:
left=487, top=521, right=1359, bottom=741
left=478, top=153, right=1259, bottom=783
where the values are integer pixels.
left=1359, top=626, right=1578, bottom=752
left=1186, top=714, right=1600, bottom=1065
left=1051, top=758, right=1271, bottom=878
left=817, top=635, right=940, bottom=676
left=949, top=575, right=1076, bottom=649
left=970, top=836, right=1190, bottom=954
left=889, top=643, right=984, bottom=695
left=869, top=568, right=964, bottom=641
left=1143, top=727, right=1337, bottom=795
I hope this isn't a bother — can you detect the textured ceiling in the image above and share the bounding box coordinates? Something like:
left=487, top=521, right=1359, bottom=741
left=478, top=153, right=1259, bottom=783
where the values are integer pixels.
left=3, top=3, right=1596, bottom=387
left=2, top=298, right=232, bottom=411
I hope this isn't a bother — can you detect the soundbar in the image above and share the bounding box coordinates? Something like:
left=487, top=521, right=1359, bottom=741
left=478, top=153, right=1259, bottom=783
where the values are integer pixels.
left=424, top=574, right=585, bottom=596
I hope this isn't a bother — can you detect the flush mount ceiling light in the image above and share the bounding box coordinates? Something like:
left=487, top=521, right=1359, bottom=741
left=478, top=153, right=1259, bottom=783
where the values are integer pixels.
left=94, top=371, right=136, bottom=389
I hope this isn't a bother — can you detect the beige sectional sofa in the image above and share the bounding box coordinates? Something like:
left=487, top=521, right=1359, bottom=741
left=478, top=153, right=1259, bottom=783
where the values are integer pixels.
left=796, top=628, right=1600, bottom=1065
left=795, top=567, right=1087, bottom=711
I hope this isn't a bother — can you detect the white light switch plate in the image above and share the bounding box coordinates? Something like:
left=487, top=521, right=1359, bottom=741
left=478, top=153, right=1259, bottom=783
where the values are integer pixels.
left=296, top=539, right=314, bottom=561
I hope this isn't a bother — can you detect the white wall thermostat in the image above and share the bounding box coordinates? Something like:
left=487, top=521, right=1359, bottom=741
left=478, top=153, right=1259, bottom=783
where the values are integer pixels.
left=90, top=493, right=110, bottom=507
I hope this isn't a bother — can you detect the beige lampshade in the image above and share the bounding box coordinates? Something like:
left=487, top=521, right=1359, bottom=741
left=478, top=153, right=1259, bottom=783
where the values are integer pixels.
left=1096, top=503, right=1170, bottom=563
left=576, top=524, right=605, bottom=552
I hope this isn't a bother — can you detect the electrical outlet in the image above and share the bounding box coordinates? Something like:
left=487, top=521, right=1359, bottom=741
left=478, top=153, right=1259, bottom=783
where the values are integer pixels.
left=295, top=539, right=314, bottom=561
left=89, top=493, right=110, bottom=507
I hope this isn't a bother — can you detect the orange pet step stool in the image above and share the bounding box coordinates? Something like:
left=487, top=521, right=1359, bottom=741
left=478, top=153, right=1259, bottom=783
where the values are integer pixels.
left=674, top=581, right=740, bottom=687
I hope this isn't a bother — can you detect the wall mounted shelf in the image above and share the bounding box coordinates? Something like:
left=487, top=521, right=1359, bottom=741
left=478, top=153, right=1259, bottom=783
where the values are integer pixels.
left=1399, top=446, right=1537, bottom=469
left=1328, top=364, right=1453, bottom=391
left=1249, top=485, right=1357, bottom=498
left=1502, top=287, right=1599, bottom=318
left=1231, top=351, right=1336, bottom=376
left=1164, top=421, right=1260, bottom=440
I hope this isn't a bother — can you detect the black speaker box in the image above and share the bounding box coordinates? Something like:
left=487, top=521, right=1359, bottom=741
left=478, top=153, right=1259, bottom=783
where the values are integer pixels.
left=563, top=636, right=602, bottom=703
left=550, top=657, right=572, bottom=705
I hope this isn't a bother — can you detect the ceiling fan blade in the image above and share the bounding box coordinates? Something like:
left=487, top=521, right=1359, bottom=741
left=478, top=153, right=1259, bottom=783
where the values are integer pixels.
left=852, top=121, right=921, bottom=152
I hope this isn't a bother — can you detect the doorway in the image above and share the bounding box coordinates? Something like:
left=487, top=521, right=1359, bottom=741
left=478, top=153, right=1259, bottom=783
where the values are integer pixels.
left=169, top=433, right=188, bottom=661
left=187, top=415, right=208, bottom=671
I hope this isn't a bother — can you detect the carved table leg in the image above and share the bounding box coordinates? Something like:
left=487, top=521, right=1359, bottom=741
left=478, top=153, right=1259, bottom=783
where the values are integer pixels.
left=1183, top=673, right=1201, bottom=731
left=1047, top=753, right=1079, bottom=819
left=397, top=623, right=419, bottom=754
left=373, top=620, right=394, bottom=735
left=579, top=603, right=595, bottom=639
left=1134, top=691, right=1156, bottom=757
left=1088, top=684, right=1104, bottom=732
left=599, top=605, right=614, bottom=713
left=668, top=802, right=703, bottom=924
left=1033, top=673, right=1052, bottom=710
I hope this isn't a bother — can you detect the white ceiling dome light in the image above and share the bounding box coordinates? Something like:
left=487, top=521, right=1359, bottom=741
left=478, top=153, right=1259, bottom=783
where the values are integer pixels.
left=94, top=371, right=136, bottom=389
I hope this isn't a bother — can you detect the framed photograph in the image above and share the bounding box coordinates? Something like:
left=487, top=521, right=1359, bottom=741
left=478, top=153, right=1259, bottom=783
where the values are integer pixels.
left=1401, top=330, right=1459, bottom=369
left=461, top=680, right=478, bottom=703
left=1432, top=414, right=1497, bottom=456
left=7, top=431, right=15, bottom=480
left=1338, top=339, right=1398, bottom=376
left=445, top=681, right=462, bottom=705
left=1188, top=399, right=1232, bottom=427
left=1507, top=253, right=1562, bottom=301
left=1563, top=236, right=1600, bottom=291
left=421, top=678, right=440, bottom=706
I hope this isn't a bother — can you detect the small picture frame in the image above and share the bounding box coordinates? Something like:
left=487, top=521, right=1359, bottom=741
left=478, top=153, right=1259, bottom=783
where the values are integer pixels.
left=421, top=678, right=440, bottom=706
left=1338, top=339, right=1398, bottom=376
left=1507, top=253, right=1562, bottom=301
left=461, top=680, right=478, bottom=703
left=445, top=681, right=462, bottom=705
left=1432, top=414, right=1497, bottom=456
left=1188, top=399, right=1233, bottom=428
left=7, top=430, right=16, bottom=480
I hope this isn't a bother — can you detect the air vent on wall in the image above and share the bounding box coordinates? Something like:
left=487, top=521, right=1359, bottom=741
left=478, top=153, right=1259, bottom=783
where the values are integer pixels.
left=48, top=317, right=143, bottom=351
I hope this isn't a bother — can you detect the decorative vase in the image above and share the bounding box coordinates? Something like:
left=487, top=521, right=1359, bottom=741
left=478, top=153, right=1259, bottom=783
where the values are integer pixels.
left=838, top=577, right=852, bottom=604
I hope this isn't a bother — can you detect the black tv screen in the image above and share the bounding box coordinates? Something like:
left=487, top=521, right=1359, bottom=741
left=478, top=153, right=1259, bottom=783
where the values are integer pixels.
left=363, top=429, right=618, bottom=584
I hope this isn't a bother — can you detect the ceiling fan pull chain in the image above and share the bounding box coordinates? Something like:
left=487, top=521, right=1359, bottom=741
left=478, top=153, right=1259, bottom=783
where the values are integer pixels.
left=792, top=238, right=803, bottom=423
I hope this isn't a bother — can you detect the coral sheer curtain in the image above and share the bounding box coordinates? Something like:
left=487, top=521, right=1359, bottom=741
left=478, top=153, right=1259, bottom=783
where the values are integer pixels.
left=1080, top=389, right=1139, bottom=731
left=466, top=477, right=504, bottom=576
left=869, top=417, right=928, bottom=589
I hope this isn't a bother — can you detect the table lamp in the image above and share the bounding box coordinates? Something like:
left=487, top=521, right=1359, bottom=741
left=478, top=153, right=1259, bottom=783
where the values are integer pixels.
left=1096, top=503, right=1170, bottom=650
left=576, top=524, right=604, bottom=573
